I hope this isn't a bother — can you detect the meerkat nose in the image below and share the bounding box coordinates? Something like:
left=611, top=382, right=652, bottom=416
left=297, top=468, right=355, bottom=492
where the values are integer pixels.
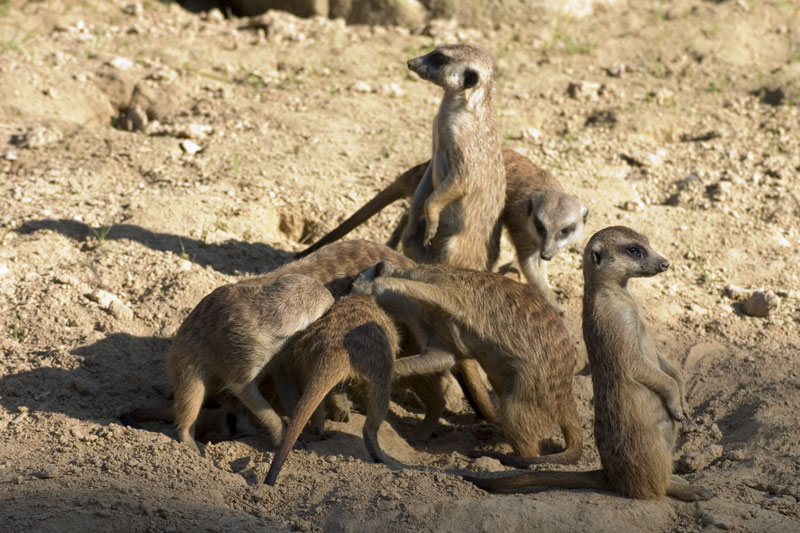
left=660, top=260, right=670, bottom=271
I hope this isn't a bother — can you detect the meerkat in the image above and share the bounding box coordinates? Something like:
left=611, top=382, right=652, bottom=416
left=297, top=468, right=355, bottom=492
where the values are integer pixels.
left=296, top=148, right=588, bottom=311
left=265, top=294, right=400, bottom=485
left=166, top=273, right=335, bottom=454
left=399, top=43, right=506, bottom=272
left=352, top=261, right=583, bottom=464
left=464, top=227, right=712, bottom=502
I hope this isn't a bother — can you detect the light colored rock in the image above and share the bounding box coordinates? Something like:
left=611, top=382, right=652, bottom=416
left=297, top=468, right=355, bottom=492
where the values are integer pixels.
left=567, top=80, right=602, bottom=101
left=742, top=290, right=780, bottom=317
left=109, top=57, right=134, bottom=71
left=676, top=444, right=724, bottom=473
left=181, top=140, right=202, bottom=155
left=351, top=80, right=372, bottom=93
left=469, top=456, right=504, bottom=472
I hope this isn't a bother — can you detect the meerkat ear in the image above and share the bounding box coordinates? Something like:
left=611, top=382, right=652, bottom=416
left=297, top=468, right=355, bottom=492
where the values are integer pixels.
left=581, top=205, right=589, bottom=223
left=590, top=245, right=604, bottom=266
left=463, top=68, right=479, bottom=89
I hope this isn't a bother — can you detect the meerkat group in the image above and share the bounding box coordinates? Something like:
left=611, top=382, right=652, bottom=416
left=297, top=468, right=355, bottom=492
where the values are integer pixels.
left=124, top=42, right=711, bottom=501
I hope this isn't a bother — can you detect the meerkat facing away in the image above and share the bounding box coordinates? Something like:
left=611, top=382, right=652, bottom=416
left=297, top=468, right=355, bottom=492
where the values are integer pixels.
left=400, top=43, right=506, bottom=272
left=167, top=274, right=335, bottom=454
left=352, top=262, right=582, bottom=464
left=465, top=227, right=712, bottom=502
left=265, top=294, right=400, bottom=485
left=297, top=148, right=588, bottom=312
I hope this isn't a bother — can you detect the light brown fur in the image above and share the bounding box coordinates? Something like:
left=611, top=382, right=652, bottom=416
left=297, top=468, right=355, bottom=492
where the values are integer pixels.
left=353, top=262, right=582, bottom=464
left=163, top=240, right=416, bottom=454
left=465, top=226, right=712, bottom=502
left=297, top=148, right=587, bottom=312
left=166, top=274, right=335, bottom=454
left=265, top=294, right=400, bottom=485
left=401, top=43, right=505, bottom=272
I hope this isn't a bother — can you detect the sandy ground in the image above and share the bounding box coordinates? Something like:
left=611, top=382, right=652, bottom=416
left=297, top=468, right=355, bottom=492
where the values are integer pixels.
left=1, top=0, right=799, bottom=531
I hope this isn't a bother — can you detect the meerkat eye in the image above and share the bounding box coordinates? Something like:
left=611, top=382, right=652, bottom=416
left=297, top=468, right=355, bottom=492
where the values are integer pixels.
left=559, top=224, right=576, bottom=237
left=428, top=51, right=448, bottom=67
left=626, top=245, right=644, bottom=258
left=534, top=218, right=546, bottom=237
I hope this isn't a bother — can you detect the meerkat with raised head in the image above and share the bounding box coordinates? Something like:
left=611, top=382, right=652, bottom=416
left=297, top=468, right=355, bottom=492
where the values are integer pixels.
left=265, top=294, right=400, bottom=485
left=297, top=148, right=588, bottom=312
left=352, top=261, right=583, bottom=464
left=400, top=43, right=506, bottom=271
left=464, top=227, right=712, bottom=502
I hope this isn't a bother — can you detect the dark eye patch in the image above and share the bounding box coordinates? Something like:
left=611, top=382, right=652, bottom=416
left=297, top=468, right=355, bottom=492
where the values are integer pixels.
left=625, top=245, right=645, bottom=258
left=534, top=218, right=546, bottom=237
left=559, top=224, right=576, bottom=237
left=428, top=51, right=448, bottom=67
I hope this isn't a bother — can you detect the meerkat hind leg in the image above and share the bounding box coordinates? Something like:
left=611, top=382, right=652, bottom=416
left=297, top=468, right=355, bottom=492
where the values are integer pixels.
left=234, top=381, right=285, bottom=445
left=172, top=376, right=206, bottom=455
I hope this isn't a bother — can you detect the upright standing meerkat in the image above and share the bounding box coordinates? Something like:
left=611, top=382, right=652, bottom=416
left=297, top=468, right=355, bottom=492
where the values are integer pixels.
left=464, top=227, right=712, bottom=501
left=167, top=274, right=335, bottom=455
left=352, top=262, right=582, bottom=464
left=265, top=294, right=400, bottom=485
left=296, top=148, right=588, bottom=311
left=401, top=43, right=506, bottom=271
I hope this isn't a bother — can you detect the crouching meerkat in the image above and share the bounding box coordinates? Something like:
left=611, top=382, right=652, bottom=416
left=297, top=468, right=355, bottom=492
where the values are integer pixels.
left=167, top=274, right=334, bottom=455
left=163, top=240, right=416, bottom=454
left=465, top=226, right=712, bottom=501
left=265, top=294, right=400, bottom=485
left=297, top=148, right=588, bottom=312
left=353, top=262, right=583, bottom=464
left=400, top=43, right=506, bottom=271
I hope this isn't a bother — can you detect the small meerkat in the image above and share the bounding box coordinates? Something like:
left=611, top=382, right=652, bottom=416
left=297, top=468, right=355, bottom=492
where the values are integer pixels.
left=401, top=43, right=506, bottom=272
left=167, top=274, right=335, bottom=454
left=352, top=262, right=582, bottom=464
left=296, top=148, right=588, bottom=311
left=464, top=227, right=712, bottom=502
left=265, top=294, right=400, bottom=485
left=163, top=240, right=416, bottom=454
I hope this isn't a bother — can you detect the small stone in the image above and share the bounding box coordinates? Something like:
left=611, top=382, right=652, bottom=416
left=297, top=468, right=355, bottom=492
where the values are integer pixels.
left=470, top=456, right=504, bottom=472
left=567, top=80, right=602, bottom=101
left=33, top=467, right=57, bottom=479
left=723, top=284, right=749, bottom=301
left=622, top=199, right=644, bottom=212
left=725, top=449, right=746, bottom=462
left=122, top=3, right=143, bottom=16
left=607, top=62, right=628, bottom=77
left=380, top=82, right=405, bottom=98
left=87, top=289, right=115, bottom=308
left=676, top=444, right=724, bottom=473
left=351, top=80, right=372, bottom=93
left=742, top=290, right=780, bottom=317
left=72, top=378, right=98, bottom=397
left=706, top=181, right=732, bottom=202
left=180, top=140, right=202, bottom=155
left=206, top=8, right=224, bottom=23
left=54, top=274, right=80, bottom=286
left=185, top=123, right=213, bottom=139
left=109, top=57, right=133, bottom=71
left=230, top=457, right=252, bottom=473
left=109, top=300, right=133, bottom=320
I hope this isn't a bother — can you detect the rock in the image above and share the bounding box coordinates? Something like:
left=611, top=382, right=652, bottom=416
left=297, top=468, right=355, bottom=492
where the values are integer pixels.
left=469, top=456, right=504, bottom=472
left=723, top=284, right=749, bottom=300
left=742, top=290, right=780, bottom=317
left=10, top=127, right=63, bottom=149
left=351, top=80, right=372, bottom=93
left=230, top=457, right=252, bottom=473
left=87, top=289, right=115, bottom=308
left=180, top=140, right=202, bottom=155
left=108, top=299, right=134, bottom=320
left=72, top=378, right=98, bottom=397
left=122, top=3, right=143, bottom=16
left=108, top=57, right=134, bottom=71
left=567, top=80, right=602, bottom=101
left=676, top=444, right=724, bottom=473
left=706, top=181, right=732, bottom=202
left=606, top=62, right=628, bottom=77
left=86, top=289, right=133, bottom=319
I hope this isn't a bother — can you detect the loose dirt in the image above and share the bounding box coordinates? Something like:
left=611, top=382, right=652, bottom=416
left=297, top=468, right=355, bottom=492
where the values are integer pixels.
left=1, top=1, right=799, bottom=531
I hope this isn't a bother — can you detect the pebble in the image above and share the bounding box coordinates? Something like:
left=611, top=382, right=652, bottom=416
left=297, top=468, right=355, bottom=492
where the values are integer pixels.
left=122, top=3, right=143, bottom=16
left=469, top=456, right=504, bottom=472
left=567, top=80, right=602, bottom=101
left=351, top=80, right=372, bottom=93
left=86, top=289, right=134, bottom=319
left=72, top=378, right=98, bottom=397
left=607, top=62, right=628, bottom=77
left=180, top=140, right=202, bottom=155
left=108, top=57, right=133, bottom=71
left=742, top=290, right=780, bottom=317
left=676, top=444, right=724, bottom=473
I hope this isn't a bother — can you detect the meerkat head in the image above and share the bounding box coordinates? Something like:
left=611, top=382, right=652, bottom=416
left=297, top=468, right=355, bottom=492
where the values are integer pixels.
left=583, top=226, right=669, bottom=285
left=529, top=191, right=589, bottom=261
left=407, top=43, right=495, bottom=101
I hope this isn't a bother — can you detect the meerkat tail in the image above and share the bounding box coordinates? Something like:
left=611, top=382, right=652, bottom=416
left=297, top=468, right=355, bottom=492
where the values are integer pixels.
left=394, top=348, right=457, bottom=377
left=265, top=358, right=349, bottom=486
left=464, top=469, right=609, bottom=493
left=296, top=162, right=428, bottom=258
